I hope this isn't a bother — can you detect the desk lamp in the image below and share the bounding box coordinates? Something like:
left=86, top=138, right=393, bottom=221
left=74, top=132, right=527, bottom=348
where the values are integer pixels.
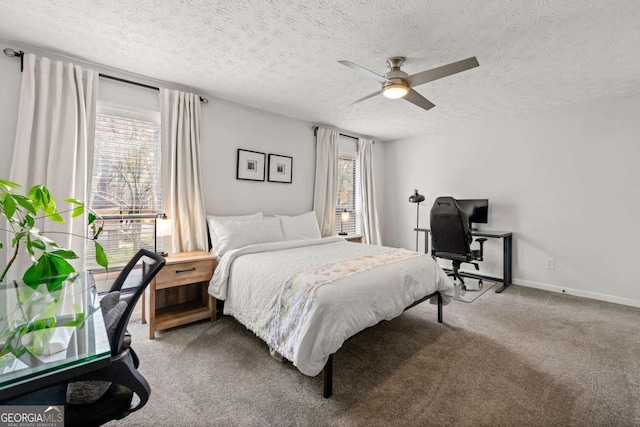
left=408, top=189, right=425, bottom=252
left=154, top=214, right=172, bottom=257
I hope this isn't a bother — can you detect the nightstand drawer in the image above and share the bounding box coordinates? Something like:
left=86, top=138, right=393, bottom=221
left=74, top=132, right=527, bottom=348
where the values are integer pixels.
left=155, top=259, right=214, bottom=289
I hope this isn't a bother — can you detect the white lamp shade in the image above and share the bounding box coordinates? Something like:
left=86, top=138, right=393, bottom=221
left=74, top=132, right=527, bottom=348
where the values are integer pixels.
left=341, top=211, right=350, bottom=222
left=156, top=217, right=172, bottom=237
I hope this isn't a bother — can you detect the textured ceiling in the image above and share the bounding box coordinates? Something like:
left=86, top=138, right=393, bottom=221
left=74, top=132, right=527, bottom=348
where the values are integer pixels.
left=1, top=0, right=640, bottom=141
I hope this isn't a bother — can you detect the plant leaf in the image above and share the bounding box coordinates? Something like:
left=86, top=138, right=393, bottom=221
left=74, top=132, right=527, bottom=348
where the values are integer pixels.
left=23, top=255, right=56, bottom=288
left=2, top=195, right=16, bottom=220
left=30, top=238, right=46, bottom=251
left=64, top=312, right=85, bottom=327
left=88, top=212, right=96, bottom=225
left=13, top=194, right=37, bottom=215
left=26, top=235, right=35, bottom=256
left=71, top=205, right=84, bottom=218
left=64, top=198, right=84, bottom=206
left=93, top=225, right=104, bottom=240
left=0, top=179, right=20, bottom=191
left=28, top=185, right=44, bottom=210
left=48, top=212, right=65, bottom=223
left=40, top=187, right=55, bottom=212
left=46, top=259, right=76, bottom=292
left=23, top=253, right=76, bottom=291
left=94, top=241, right=108, bottom=269
left=50, top=249, right=79, bottom=260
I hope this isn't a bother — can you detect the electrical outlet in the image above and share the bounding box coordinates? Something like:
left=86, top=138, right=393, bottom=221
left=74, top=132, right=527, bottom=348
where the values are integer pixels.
left=546, top=259, right=555, bottom=270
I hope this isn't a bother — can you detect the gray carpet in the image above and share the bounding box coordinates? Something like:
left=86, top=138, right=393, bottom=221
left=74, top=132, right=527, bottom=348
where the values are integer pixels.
left=112, top=286, right=640, bottom=426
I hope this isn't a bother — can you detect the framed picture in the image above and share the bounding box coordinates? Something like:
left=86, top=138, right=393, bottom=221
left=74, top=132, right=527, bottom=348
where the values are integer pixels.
left=236, top=149, right=266, bottom=181
left=268, top=154, right=293, bottom=183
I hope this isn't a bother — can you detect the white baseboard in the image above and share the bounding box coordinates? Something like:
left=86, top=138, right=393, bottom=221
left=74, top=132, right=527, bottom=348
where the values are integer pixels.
left=512, top=278, right=640, bottom=308
left=450, top=264, right=640, bottom=308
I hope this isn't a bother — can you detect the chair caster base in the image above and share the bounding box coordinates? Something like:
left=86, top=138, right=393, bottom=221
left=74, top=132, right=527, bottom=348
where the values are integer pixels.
left=459, top=279, right=483, bottom=292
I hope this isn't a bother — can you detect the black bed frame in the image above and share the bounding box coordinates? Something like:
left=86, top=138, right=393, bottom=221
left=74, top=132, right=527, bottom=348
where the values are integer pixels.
left=322, top=291, right=443, bottom=398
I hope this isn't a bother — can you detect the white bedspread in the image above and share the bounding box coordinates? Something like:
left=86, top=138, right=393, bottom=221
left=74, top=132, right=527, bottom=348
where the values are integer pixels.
left=208, top=237, right=453, bottom=376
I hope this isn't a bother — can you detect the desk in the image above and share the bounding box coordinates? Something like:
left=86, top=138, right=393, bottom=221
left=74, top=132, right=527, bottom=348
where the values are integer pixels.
left=414, top=228, right=513, bottom=293
left=0, top=272, right=111, bottom=401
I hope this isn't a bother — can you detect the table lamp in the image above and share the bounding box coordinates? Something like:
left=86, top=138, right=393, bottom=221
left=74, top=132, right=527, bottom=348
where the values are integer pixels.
left=339, top=209, right=350, bottom=236
left=408, top=189, right=425, bottom=252
left=155, top=213, right=172, bottom=257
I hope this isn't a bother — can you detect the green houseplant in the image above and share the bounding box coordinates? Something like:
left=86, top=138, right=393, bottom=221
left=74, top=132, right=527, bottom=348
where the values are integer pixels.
left=0, top=178, right=108, bottom=361
left=0, top=178, right=108, bottom=285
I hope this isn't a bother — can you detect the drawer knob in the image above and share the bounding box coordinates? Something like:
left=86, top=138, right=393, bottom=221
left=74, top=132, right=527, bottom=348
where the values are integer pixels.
left=175, top=267, right=197, bottom=274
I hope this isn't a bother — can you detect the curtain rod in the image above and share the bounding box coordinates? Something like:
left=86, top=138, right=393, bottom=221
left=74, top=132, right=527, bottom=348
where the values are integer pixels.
left=4, top=47, right=208, bottom=103
left=99, top=73, right=208, bottom=103
left=312, top=126, right=374, bottom=143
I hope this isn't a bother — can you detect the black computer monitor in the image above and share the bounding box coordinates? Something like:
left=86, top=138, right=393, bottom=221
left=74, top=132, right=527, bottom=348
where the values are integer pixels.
left=455, top=199, right=489, bottom=230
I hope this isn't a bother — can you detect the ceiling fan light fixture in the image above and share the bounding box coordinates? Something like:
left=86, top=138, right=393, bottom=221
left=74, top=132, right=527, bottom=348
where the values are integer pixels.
left=382, top=84, right=408, bottom=99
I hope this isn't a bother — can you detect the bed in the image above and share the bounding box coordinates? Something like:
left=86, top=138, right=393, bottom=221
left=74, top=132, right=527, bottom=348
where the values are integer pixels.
left=207, top=212, right=454, bottom=397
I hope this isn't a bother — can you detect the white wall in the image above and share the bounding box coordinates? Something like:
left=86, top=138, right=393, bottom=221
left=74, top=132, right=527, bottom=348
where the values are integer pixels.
left=384, top=95, right=640, bottom=306
left=199, top=100, right=315, bottom=216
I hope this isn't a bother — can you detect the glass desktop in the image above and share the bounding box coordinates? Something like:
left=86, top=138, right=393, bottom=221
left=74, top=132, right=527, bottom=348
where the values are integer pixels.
left=0, top=272, right=110, bottom=395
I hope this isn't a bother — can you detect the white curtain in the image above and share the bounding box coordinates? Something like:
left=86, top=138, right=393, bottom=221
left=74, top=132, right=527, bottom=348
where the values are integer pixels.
left=8, top=54, right=98, bottom=276
left=358, top=138, right=382, bottom=245
left=312, top=127, right=339, bottom=237
left=159, top=89, right=208, bottom=252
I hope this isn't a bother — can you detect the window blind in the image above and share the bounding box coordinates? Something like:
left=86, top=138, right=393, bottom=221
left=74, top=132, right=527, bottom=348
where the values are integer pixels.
left=334, top=156, right=360, bottom=235
left=87, top=110, right=162, bottom=269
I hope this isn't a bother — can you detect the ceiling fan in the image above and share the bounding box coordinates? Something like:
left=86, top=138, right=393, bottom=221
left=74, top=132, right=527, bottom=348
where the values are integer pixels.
left=338, top=56, right=479, bottom=111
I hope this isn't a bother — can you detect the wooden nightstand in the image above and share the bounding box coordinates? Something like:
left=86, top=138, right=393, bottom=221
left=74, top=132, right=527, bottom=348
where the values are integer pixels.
left=142, top=251, right=217, bottom=339
left=343, top=234, right=363, bottom=243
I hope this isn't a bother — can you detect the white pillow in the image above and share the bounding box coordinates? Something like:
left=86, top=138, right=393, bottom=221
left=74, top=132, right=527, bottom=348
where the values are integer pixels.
left=207, top=212, right=263, bottom=255
left=278, top=212, right=322, bottom=241
left=211, top=217, right=284, bottom=256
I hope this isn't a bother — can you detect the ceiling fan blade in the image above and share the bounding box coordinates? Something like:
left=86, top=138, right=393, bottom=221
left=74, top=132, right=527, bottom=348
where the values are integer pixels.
left=340, top=90, right=383, bottom=109
left=338, top=60, right=389, bottom=84
left=406, top=56, right=479, bottom=88
left=403, top=89, right=436, bottom=111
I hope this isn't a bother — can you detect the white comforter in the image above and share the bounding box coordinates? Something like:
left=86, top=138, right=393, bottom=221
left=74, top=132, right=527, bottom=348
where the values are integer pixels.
left=208, top=237, right=453, bottom=376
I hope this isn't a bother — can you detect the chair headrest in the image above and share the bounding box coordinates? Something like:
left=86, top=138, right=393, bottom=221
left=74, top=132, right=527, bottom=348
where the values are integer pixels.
left=431, top=196, right=459, bottom=216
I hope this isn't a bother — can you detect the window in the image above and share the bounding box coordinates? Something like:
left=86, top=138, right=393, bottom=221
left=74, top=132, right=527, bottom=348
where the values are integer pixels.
left=87, top=103, right=162, bottom=269
left=334, top=136, right=360, bottom=235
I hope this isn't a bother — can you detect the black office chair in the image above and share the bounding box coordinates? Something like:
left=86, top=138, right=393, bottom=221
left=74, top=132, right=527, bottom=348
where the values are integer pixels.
left=65, top=249, right=165, bottom=426
left=3, top=250, right=166, bottom=427
left=105, top=248, right=164, bottom=369
left=430, top=197, right=487, bottom=291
